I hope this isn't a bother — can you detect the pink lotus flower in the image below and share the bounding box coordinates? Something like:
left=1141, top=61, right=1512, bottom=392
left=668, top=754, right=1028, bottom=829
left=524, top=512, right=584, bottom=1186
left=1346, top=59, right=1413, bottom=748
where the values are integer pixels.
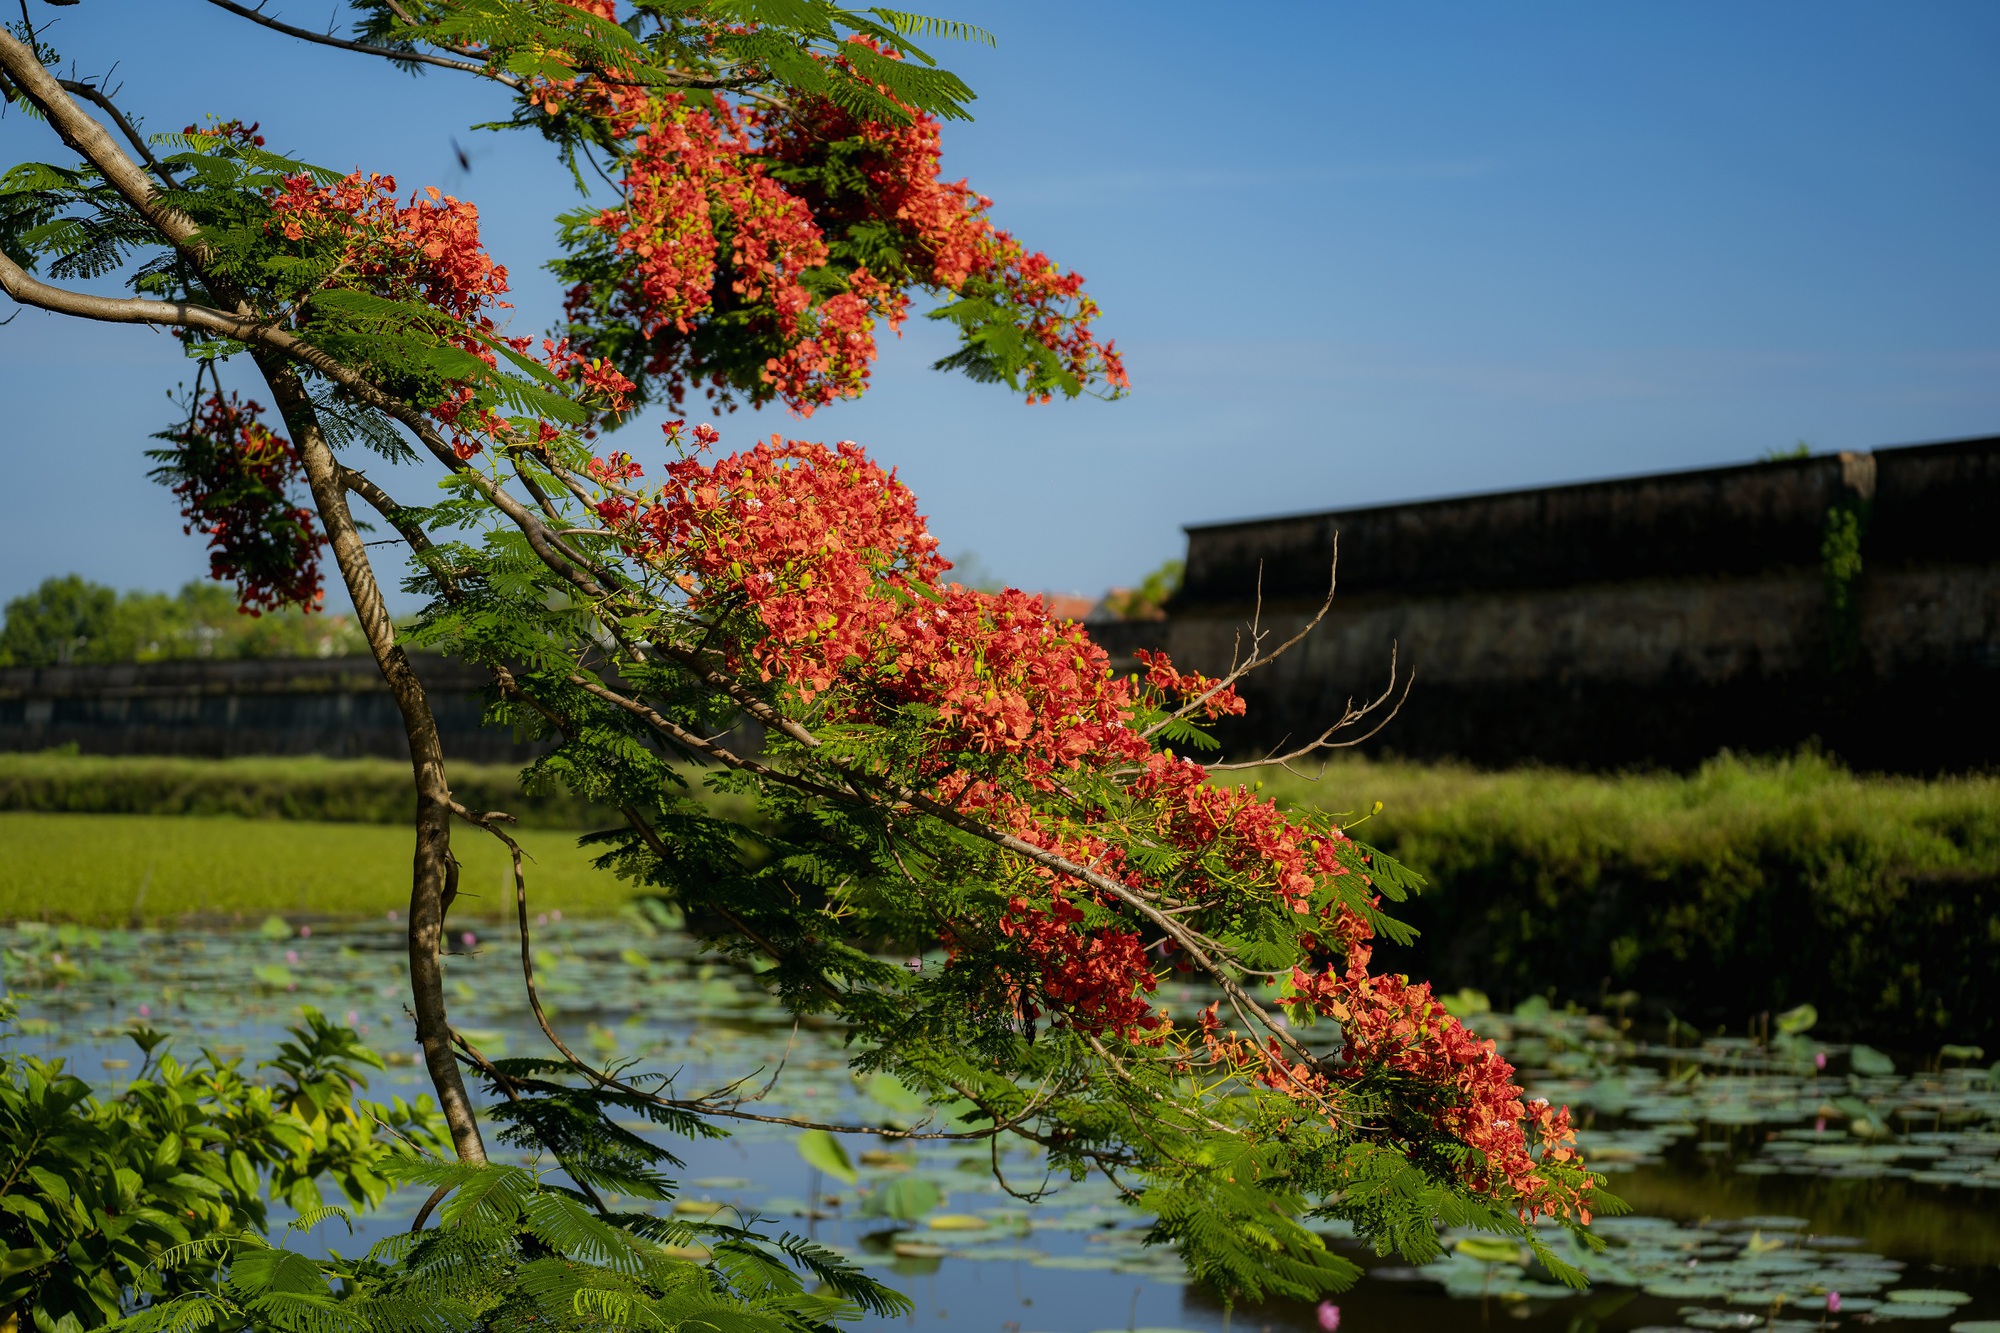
left=1827, top=1291, right=1841, bottom=1313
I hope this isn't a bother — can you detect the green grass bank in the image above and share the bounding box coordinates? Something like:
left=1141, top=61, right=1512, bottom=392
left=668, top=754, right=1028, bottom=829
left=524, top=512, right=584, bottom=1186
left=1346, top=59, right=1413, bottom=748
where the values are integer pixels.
left=5, top=749, right=1996, bottom=1044
left=0, top=812, right=624, bottom=925
left=1255, top=751, right=2000, bottom=1047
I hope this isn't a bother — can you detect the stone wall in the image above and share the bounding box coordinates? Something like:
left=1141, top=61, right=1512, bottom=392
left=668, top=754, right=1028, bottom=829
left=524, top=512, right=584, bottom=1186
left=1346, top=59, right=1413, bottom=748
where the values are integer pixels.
left=1094, top=435, right=2000, bottom=772
left=6, top=435, right=1995, bottom=772
left=0, top=654, right=539, bottom=764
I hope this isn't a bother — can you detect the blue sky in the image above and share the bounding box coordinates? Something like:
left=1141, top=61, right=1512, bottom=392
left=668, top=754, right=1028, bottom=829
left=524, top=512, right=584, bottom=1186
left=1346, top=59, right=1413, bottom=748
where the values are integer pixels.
left=3, top=1, right=1997, bottom=608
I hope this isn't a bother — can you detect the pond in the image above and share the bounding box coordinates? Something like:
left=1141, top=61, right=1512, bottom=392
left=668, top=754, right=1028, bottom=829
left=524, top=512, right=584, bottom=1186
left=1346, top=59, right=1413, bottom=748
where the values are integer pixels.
left=6, top=911, right=1998, bottom=1333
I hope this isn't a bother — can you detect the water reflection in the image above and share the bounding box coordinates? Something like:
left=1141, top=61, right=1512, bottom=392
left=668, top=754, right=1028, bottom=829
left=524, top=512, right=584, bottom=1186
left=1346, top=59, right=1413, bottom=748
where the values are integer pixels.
left=5, top=915, right=1996, bottom=1332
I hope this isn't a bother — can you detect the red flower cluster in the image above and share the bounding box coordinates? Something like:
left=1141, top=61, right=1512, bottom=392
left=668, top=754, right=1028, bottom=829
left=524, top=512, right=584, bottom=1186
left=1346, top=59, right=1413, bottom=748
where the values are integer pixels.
left=543, top=27, right=1121, bottom=412
left=151, top=392, right=325, bottom=616
left=997, top=891, right=1160, bottom=1037
left=268, top=174, right=509, bottom=323
left=605, top=431, right=946, bottom=696
left=561, top=91, right=893, bottom=413
left=591, top=427, right=1586, bottom=1211
left=266, top=172, right=634, bottom=451
left=1131, top=752, right=1345, bottom=914
left=760, top=58, right=1128, bottom=404
left=183, top=119, right=266, bottom=148
left=1281, top=905, right=1590, bottom=1221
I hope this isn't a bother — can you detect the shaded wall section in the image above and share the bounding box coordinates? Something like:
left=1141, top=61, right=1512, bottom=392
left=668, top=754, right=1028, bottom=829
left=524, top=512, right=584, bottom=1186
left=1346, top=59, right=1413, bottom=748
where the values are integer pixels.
left=0, top=655, right=540, bottom=764
left=1093, top=435, right=2000, bottom=772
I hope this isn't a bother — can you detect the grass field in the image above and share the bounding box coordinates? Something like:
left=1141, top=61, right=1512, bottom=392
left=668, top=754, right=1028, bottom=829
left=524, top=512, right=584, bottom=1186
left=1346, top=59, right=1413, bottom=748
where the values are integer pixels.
left=0, top=812, right=632, bottom=925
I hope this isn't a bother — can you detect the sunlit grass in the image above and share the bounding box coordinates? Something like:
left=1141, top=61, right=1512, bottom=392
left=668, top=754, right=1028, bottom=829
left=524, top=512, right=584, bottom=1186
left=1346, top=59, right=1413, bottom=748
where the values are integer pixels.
left=0, top=812, right=628, bottom=926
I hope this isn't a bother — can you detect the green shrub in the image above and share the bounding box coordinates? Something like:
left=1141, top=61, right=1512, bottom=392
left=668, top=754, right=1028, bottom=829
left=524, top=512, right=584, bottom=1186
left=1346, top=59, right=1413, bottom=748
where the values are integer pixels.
left=1254, top=751, right=2000, bottom=1045
left=0, top=752, right=606, bottom=828
left=0, top=1005, right=446, bottom=1331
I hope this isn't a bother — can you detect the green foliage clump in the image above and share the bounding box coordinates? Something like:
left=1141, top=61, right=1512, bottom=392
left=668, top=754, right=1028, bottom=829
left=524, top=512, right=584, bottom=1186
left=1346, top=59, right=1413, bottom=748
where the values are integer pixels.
left=1255, top=750, right=2000, bottom=1043
left=0, top=578, right=364, bottom=668
left=0, top=1005, right=447, bottom=1333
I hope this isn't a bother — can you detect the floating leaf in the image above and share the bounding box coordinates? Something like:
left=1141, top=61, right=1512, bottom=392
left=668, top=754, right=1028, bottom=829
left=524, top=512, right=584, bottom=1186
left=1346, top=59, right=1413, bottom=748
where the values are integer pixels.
left=861, top=1073, right=927, bottom=1115
left=1849, top=1044, right=1897, bottom=1076
left=1454, top=1236, right=1523, bottom=1265
left=1889, top=1292, right=1973, bottom=1307
left=1775, top=1003, right=1818, bottom=1036
left=860, top=1175, right=943, bottom=1221
left=796, top=1130, right=858, bottom=1186
left=926, top=1214, right=989, bottom=1231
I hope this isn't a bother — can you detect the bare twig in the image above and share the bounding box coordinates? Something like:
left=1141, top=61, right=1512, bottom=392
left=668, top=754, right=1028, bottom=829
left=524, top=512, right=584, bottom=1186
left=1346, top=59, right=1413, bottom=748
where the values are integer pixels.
left=1141, top=553, right=1342, bottom=740
left=55, top=79, right=178, bottom=185
left=1205, top=645, right=1414, bottom=772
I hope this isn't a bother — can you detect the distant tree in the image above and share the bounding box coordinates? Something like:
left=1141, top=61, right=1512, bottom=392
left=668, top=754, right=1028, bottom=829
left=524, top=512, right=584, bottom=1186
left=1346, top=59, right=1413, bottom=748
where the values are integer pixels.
left=0, top=578, right=365, bottom=664
left=1102, top=557, right=1184, bottom=620
left=0, top=574, right=118, bottom=666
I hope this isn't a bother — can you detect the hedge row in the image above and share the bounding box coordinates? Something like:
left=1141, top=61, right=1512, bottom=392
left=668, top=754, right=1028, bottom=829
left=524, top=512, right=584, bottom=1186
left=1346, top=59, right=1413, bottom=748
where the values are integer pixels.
left=0, top=751, right=608, bottom=828
left=1257, top=752, right=2000, bottom=1048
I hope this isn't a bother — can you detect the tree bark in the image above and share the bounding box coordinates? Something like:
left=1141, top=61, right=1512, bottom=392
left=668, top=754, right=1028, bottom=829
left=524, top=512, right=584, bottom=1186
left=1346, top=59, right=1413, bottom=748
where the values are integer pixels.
left=0, top=23, right=489, bottom=1164
left=253, top=352, right=487, bottom=1166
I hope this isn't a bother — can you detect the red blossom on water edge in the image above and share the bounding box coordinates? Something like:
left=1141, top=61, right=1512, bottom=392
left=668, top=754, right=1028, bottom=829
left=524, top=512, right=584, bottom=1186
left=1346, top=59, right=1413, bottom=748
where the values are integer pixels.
left=1279, top=904, right=1591, bottom=1221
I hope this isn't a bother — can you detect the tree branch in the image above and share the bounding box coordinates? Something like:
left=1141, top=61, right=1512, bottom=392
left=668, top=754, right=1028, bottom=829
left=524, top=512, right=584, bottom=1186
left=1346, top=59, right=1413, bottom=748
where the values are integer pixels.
left=258, top=352, right=488, bottom=1166
left=55, top=79, right=179, bottom=187
left=200, top=0, right=524, bottom=88
left=0, top=31, right=202, bottom=256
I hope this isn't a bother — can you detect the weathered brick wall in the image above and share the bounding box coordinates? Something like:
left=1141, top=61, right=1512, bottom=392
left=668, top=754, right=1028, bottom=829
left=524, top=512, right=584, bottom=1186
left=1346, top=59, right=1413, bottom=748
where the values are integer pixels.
left=1094, top=435, right=2000, bottom=772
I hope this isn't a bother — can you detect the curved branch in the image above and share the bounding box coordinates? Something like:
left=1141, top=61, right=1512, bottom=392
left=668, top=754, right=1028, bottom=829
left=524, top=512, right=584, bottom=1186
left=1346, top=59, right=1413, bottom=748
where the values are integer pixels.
left=55, top=79, right=179, bottom=187
left=0, top=31, right=204, bottom=260
left=200, top=0, right=524, bottom=87
left=201, top=0, right=763, bottom=95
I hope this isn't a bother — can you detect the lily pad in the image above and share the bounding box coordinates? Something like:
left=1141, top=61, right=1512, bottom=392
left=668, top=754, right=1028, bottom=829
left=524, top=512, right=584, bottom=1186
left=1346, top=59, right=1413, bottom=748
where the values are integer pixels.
left=1645, top=1281, right=1734, bottom=1299
left=926, top=1213, right=989, bottom=1231
left=1890, top=1292, right=1974, bottom=1307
